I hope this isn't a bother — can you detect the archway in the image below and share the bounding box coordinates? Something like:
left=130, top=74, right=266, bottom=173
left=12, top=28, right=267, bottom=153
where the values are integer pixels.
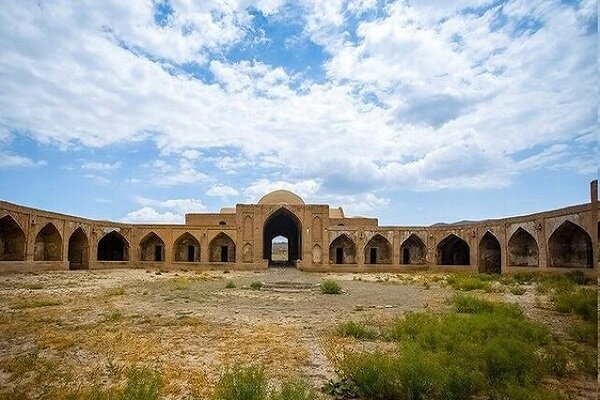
left=97, top=231, right=129, bottom=261
left=140, top=232, right=165, bottom=262
left=548, top=221, right=592, bottom=268
left=271, top=235, right=288, bottom=262
left=263, top=208, right=301, bottom=265
left=437, top=234, right=470, bottom=265
left=508, top=228, right=538, bottom=267
left=0, top=215, right=25, bottom=261
left=478, top=232, right=501, bottom=274
left=173, top=232, right=200, bottom=262
left=68, top=228, right=89, bottom=269
left=364, top=234, right=392, bottom=264
left=34, top=223, right=62, bottom=261
left=210, top=232, right=235, bottom=262
left=329, top=234, right=356, bottom=264
left=400, top=234, right=426, bottom=265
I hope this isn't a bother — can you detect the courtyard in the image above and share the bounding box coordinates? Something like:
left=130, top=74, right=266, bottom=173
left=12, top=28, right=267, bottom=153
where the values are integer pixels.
left=0, top=268, right=596, bottom=399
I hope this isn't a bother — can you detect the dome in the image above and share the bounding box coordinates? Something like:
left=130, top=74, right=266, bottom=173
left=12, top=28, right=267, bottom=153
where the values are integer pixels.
left=257, top=190, right=305, bottom=205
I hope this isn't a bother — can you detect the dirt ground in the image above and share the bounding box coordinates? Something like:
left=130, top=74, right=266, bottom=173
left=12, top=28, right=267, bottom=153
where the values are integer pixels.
left=0, top=268, right=596, bottom=399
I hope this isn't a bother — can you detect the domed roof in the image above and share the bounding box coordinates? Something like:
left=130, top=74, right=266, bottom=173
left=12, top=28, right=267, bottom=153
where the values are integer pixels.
left=257, top=190, right=305, bottom=205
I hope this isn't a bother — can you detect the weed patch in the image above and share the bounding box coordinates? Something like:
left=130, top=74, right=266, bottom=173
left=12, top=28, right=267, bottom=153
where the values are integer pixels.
left=250, top=281, right=263, bottom=290
left=320, top=279, right=341, bottom=295
left=337, top=321, right=378, bottom=340
left=225, top=280, right=236, bottom=289
left=11, top=298, right=62, bottom=309
left=554, top=288, right=597, bottom=322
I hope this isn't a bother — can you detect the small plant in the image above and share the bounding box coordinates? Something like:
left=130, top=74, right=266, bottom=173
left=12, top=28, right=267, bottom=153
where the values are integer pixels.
left=510, top=285, right=526, bottom=295
left=271, top=379, right=320, bottom=400
left=446, top=275, right=491, bottom=291
left=567, top=321, right=597, bottom=345
left=250, top=281, right=263, bottom=290
left=554, top=288, right=597, bottom=322
left=540, top=345, right=569, bottom=377
left=337, top=321, right=378, bottom=340
left=212, top=365, right=267, bottom=400
left=320, top=279, right=341, bottom=295
left=122, top=366, right=163, bottom=400
left=23, top=283, right=44, bottom=290
left=104, top=310, right=124, bottom=323
left=225, top=280, right=236, bottom=289
left=11, top=298, right=62, bottom=309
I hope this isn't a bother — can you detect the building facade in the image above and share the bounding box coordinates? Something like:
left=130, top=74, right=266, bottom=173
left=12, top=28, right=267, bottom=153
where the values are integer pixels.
left=0, top=182, right=598, bottom=275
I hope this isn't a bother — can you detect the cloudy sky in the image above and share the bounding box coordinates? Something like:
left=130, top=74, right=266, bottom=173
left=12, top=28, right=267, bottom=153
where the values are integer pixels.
left=0, top=0, right=596, bottom=225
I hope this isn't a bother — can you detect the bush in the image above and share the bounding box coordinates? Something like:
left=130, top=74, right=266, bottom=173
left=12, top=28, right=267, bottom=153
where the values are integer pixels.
left=225, top=280, right=236, bottom=289
left=122, top=366, right=163, bottom=400
left=337, top=321, right=378, bottom=340
left=213, top=366, right=267, bottom=400
left=567, top=321, right=597, bottom=345
left=540, top=345, right=569, bottom=377
left=271, top=379, right=320, bottom=400
left=250, top=281, right=263, bottom=290
left=564, top=270, right=590, bottom=285
left=446, top=275, right=491, bottom=291
left=320, top=279, right=342, bottom=295
left=509, top=285, right=526, bottom=295
left=554, top=288, right=597, bottom=322
left=334, top=296, right=554, bottom=400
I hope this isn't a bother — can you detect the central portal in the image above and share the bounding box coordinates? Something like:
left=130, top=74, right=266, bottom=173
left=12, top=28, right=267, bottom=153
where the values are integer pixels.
left=263, top=208, right=302, bottom=266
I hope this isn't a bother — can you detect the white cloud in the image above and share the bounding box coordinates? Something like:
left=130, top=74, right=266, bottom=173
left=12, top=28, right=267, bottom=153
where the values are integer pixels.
left=81, top=161, right=121, bottom=171
left=0, top=153, right=46, bottom=168
left=0, top=0, right=595, bottom=197
left=206, top=184, right=239, bottom=198
left=124, top=197, right=207, bottom=223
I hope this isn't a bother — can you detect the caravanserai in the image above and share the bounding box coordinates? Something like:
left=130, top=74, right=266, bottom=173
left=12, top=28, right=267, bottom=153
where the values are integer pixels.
left=0, top=181, right=597, bottom=275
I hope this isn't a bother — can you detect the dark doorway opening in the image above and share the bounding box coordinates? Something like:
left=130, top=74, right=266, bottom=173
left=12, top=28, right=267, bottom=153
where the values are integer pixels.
left=154, top=245, right=163, bottom=262
left=187, top=245, right=195, bottom=262
left=221, top=246, right=228, bottom=262
left=336, top=247, right=343, bottom=264
left=97, top=231, right=128, bottom=261
left=263, top=208, right=301, bottom=266
left=403, top=248, right=410, bottom=265
left=437, top=234, right=470, bottom=265
left=478, top=232, right=501, bottom=274
left=369, top=248, right=377, bottom=264
left=68, top=228, right=88, bottom=270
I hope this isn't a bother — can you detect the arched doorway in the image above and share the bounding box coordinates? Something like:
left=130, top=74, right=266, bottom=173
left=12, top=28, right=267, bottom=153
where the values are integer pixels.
left=263, top=208, right=302, bottom=266
left=209, top=232, right=235, bottom=262
left=140, top=232, right=165, bottom=262
left=508, top=228, right=538, bottom=267
left=270, top=235, right=288, bottom=261
left=437, top=234, right=470, bottom=265
left=34, top=223, right=62, bottom=261
left=548, top=221, right=593, bottom=268
left=173, top=232, right=200, bottom=262
left=478, top=232, right=501, bottom=274
left=364, top=234, right=392, bottom=264
left=400, top=234, right=426, bottom=265
left=329, top=234, right=356, bottom=264
left=97, top=231, right=129, bottom=261
left=68, top=228, right=89, bottom=269
left=0, top=215, right=25, bottom=261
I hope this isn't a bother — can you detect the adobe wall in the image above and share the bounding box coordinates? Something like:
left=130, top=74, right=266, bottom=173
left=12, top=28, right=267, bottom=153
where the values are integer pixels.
left=0, top=182, right=597, bottom=275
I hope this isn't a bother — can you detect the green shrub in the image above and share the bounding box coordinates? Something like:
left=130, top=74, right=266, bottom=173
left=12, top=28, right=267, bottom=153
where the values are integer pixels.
left=509, top=285, right=526, bottom=295
left=446, top=275, right=491, bottom=291
left=536, top=276, right=575, bottom=295
left=250, top=281, right=263, bottom=290
left=320, top=279, right=341, bottom=295
left=554, top=288, right=597, bottom=322
left=567, top=321, right=597, bottom=345
left=213, top=366, right=267, bottom=400
left=564, top=270, right=590, bottom=285
left=122, top=366, right=163, bottom=400
left=270, top=379, right=320, bottom=400
left=452, top=294, right=522, bottom=318
left=540, top=345, right=569, bottom=377
left=337, top=321, right=378, bottom=340
left=225, top=280, right=236, bottom=289
left=511, top=272, right=537, bottom=285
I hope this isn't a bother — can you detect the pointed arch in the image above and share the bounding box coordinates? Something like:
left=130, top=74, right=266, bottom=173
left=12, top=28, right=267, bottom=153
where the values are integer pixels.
left=140, top=232, right=165, bottom=262
left=34, top=223, right=62, bottom=261
left=329, top=234, right=356, bottom=264
left=400, top=234, right=426, bottom=265
left=173, top=232, right=200, bottom=262
left=436, top=234, right=470, bottom=265
left=508, top=228, right=538, bottom=267
left=97, top=231, right=129, bottom=261
left=0, top=215, right=25, bottom=261
left=242, top=242, right=253, bottom=262
left=263, top=207, right=302, bottom=262
left=210, top=232, right=235, bottom=262
left=312, top=244, right=322, bottom=263
left=548, top=221, right=593, bottom=268
left=478, top=231, right=501, bottom=274
left=364, top=234, right=392, bottom=264
left=68, top=228, right=89, bottom=269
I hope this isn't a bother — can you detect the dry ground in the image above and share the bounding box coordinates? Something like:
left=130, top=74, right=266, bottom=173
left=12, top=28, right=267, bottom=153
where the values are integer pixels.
left=0, top=268, right=596, bottom=399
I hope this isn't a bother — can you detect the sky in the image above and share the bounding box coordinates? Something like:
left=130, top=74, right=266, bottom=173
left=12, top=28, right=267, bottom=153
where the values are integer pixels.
left=0, top=0, right=597, bottom=226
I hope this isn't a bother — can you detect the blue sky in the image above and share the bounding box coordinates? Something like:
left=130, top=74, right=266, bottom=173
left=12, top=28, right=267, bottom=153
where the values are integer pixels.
left=0, top=0, right=597, bottom=226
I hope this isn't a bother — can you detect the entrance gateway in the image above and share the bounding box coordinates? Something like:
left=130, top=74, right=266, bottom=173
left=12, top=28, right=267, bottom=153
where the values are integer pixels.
left=263, top=207, right=302, bottom=267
